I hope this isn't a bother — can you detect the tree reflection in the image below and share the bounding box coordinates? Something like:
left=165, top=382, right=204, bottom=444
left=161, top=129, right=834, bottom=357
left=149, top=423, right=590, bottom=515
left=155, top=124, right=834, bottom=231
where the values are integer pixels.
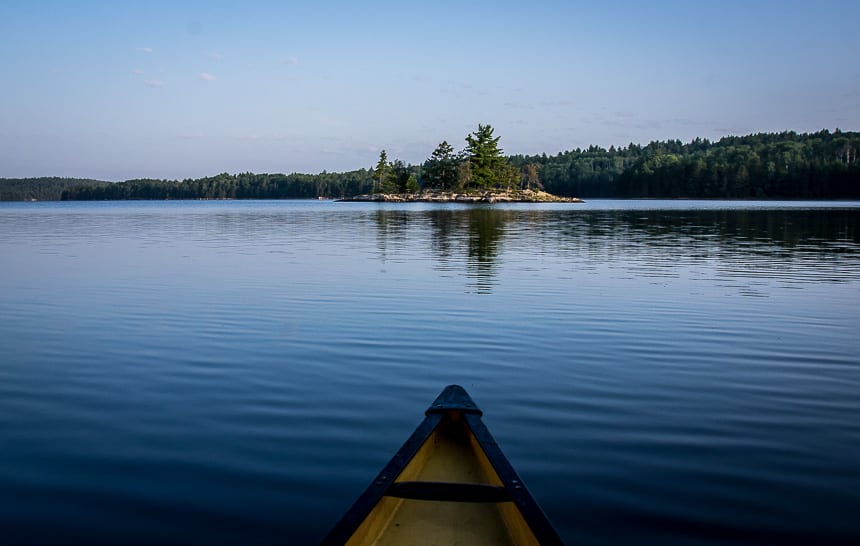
left=370, top=205, right=860, bottom=293
left=373, top=209, right=411, bottom=266
left=464, top=208, right=508, bottom=293
left=372, top=207, right=511, bottom=293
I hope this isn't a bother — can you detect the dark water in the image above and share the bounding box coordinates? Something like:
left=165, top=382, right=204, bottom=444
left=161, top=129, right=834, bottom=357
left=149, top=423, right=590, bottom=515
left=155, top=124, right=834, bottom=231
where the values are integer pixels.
left=1, top=200, right=859, bottom=545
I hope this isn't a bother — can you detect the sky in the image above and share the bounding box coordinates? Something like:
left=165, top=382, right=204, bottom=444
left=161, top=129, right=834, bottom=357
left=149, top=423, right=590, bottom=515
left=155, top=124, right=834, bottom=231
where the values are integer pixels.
left=1, top=0, right=859, bottom=181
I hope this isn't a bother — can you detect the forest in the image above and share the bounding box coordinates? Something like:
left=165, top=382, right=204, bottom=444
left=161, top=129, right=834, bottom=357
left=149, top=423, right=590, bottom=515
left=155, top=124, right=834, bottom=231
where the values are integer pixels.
left=1, top=129, right=858, bottom=201
left=510, top=129, right=860, bottom=199
left=0, top=177, right=109, bottom=201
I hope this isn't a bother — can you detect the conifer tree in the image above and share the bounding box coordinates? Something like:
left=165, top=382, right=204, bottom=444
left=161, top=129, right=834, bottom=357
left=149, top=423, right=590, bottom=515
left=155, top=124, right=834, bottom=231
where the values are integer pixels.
left=373, top=150, right=389, bottom=193
left=465, top=124, right=506, bottom=189
left=424, top=141, right=459, bottom=191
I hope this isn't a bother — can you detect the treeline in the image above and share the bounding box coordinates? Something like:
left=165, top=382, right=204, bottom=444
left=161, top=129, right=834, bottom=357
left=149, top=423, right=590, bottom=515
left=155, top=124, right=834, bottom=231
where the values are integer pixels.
left=60, top=170, right=374, bottom=201
left=510, top=129, right=860, bottom=199
left=3, top=129, right=858, bottom=201
left=0, top=177, right=110, bottom=201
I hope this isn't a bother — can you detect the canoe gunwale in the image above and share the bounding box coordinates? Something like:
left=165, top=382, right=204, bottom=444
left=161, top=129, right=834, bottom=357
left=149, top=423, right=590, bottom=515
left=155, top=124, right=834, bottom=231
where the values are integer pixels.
left=320, top=412, right=442, bottom=545
left=463, top=411, right=564, bottom=545
left=319, top=385, right=564, bottom=545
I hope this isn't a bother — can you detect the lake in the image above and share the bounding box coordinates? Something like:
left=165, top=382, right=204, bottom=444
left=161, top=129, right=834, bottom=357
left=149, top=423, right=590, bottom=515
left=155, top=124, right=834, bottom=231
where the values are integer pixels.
left=1, top=200, right=859, bottom=545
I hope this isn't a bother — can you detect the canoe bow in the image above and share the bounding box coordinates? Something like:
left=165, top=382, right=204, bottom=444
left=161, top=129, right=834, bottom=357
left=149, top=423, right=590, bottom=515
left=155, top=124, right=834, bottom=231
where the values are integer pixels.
left=320, top=385, right=564, bottom=545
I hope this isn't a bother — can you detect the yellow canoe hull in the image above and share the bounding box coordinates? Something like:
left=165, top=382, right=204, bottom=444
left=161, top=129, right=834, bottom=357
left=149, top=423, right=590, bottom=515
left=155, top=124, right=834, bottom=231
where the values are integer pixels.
left=322, top=385, right=563, bottom=545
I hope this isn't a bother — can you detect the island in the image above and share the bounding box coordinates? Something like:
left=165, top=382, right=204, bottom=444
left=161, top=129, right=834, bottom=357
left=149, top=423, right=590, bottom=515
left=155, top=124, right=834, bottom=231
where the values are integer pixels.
left=338, top=189, right=582, bottom=203
left=343, top=124, right=582, bottom=203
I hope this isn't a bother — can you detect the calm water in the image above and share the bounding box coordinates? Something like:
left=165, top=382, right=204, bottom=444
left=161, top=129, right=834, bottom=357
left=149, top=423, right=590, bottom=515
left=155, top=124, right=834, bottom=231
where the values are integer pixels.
left=2, top=200, right=859, bottom=545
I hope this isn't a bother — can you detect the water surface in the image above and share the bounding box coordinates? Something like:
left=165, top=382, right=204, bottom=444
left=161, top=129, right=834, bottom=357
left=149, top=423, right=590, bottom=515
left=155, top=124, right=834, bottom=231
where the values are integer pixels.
left=2, top=200, right=859, bottom=544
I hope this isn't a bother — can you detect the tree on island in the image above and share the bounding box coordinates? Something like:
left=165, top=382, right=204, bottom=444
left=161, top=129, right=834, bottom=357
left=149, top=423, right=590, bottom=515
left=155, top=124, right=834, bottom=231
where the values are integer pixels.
left=464, top=124, right=504, bottom=190
left=388, top=159, right=412, bottom=193
left=523, top=163, right=543, bottom=190
left=455, top=160, right=471, bottom=191
left=406, top=174, right=420, bottom=193
left=423, top=140, right=459, bottom=191
left=463, top=124, right=520, bottom=191
left=372, top=150, right=414, bottom=193
left=373, top=150, right=390, bottom=193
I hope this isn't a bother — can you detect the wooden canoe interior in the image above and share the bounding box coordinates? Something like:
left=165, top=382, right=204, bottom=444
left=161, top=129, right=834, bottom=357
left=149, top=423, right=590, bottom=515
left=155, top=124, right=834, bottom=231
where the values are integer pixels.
left=345, top=414, right=540, bottom=545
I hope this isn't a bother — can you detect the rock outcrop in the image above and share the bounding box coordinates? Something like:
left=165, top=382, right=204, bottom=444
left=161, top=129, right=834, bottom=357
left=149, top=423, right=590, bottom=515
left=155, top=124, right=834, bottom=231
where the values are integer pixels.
left=338, top=190, right=583, bottom=203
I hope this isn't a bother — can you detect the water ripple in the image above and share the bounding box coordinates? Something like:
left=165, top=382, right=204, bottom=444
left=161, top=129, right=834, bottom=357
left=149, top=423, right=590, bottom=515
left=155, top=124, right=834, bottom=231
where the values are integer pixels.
left=1, top=200, right=859, bottom=544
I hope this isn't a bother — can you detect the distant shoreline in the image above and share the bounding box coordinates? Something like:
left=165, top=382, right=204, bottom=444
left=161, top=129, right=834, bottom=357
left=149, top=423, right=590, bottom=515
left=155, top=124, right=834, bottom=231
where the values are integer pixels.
left=2, top=129, right=858, bottom=202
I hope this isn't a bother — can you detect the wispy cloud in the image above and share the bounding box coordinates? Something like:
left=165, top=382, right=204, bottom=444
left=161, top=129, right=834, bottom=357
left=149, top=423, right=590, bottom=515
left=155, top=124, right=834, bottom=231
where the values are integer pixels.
left=208, top=52, right=223, bottom=61
left=614, top=111, right=637, bottom=118
left=503, top=102, right=535, bottom=110
left=136, top=47, right=153, bottom=53
left=198, top=72, right=216, bottom=81
left=539, top=99, right=575, bottom=108
left=282, top=56, right=299, bottom=66
left=144, top=79, right=164, bottom=87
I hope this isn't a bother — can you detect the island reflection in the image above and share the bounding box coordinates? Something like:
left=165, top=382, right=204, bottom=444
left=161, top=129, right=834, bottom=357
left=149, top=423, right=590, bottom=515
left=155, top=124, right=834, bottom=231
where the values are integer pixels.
left=369, top=205, right=860, bottom=294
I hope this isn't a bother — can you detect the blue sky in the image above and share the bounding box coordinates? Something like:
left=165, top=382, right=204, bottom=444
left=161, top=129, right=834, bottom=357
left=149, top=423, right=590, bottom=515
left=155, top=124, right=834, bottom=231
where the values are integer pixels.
left=1, top=0, right=858, bottom=180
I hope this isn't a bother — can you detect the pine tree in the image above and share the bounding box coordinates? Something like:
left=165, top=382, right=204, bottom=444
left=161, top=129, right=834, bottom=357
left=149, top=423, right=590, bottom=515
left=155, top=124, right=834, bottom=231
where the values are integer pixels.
left=525, top=163, right=541, bottom=190
left=424, top=141, right=459, bottom=191
left=373, top=150, right=389, bottom=193
left=465, top=124, right=506, bottom=190
left=406, top=174, right=420, bottom=194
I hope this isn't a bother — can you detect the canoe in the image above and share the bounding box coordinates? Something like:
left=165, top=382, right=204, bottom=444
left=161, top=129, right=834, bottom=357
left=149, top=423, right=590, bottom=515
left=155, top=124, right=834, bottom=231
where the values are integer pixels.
left=321, top=385, right=564, bottom=545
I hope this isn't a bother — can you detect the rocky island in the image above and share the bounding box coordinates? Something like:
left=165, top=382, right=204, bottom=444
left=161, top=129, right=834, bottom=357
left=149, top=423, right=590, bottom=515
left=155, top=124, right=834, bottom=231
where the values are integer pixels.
left=346, top=124, right=584, bottom=204
left=338, top=189, right=582, bottom=203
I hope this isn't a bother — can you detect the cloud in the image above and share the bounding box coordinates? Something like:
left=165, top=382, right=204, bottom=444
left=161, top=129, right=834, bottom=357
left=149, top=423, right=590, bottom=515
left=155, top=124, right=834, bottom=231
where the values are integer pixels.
left=539, top=99, right=576, bottom=108
left=282, top=56, right=299, bottom=66
left=208, top=52, right=223, bottom=61
left=131, top=69, right=145, bottom=75
left=503, top=102, right=535, bottom=110
left=144, top=80, right=164, bottom=87
left=198, top=72, right=216, bottom=81
left=713, top=126, right=749, bottom=136
left=136, top=47, right=153, bottom=53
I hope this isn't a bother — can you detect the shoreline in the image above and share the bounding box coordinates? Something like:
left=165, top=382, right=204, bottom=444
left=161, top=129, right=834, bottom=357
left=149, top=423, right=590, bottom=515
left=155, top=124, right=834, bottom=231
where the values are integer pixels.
left=337, top=190, right=583, bottom=203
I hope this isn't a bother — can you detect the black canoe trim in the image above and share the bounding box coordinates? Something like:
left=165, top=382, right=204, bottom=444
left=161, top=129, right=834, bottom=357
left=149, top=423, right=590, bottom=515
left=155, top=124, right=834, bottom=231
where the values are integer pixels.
left=319, top=385, right=564, bottom=545
left=320, top=411, right=442, bottom=545
left=463, top=411, right=564, bottom=545
left=425, top=383, right=483, bottom=415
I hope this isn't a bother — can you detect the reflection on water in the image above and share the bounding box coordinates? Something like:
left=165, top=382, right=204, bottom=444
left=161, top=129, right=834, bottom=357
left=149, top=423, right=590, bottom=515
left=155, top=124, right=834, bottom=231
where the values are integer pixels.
left=1, top=200, right=859, bottom=545
left=368, top=205, right=860, bottom=294
left=465, top=209, right=507, bottom=293
left=373, top=207, right=512, bottom=293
